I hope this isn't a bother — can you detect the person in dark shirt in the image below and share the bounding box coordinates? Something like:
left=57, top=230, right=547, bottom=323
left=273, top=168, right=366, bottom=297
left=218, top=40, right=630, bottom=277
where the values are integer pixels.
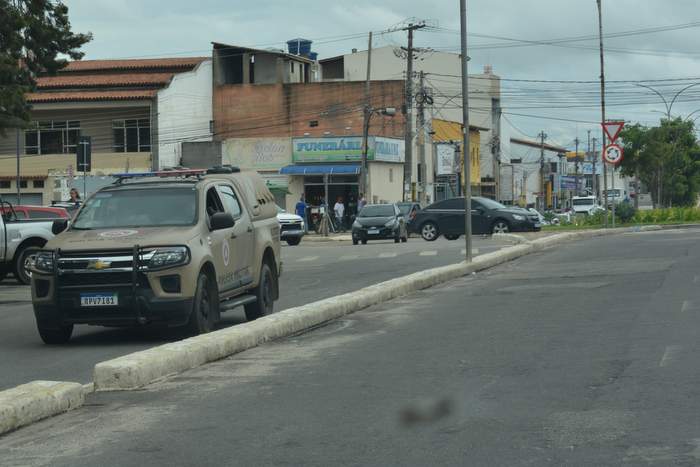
left=295, top=195, right=308, bottom=232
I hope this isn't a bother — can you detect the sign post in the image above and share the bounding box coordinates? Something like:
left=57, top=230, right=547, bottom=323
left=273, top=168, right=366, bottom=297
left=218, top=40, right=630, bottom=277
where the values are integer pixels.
left=77, top=136, right=92, bottom=200
left=601, top=120, right=624, bottom=228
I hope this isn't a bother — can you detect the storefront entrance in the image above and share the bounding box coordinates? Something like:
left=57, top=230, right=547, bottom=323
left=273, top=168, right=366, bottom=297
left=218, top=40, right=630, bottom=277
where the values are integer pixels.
left=303, top=174, right=359, bottom=231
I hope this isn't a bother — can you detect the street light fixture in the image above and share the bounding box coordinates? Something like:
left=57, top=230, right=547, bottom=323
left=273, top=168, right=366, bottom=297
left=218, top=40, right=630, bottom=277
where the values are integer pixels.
left=360, top=107, right=397, bottom=200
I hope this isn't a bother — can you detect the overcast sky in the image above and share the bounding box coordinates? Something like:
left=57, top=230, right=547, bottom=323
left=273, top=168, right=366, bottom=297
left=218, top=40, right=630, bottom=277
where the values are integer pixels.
left=64, top=0, right=700, bottom=150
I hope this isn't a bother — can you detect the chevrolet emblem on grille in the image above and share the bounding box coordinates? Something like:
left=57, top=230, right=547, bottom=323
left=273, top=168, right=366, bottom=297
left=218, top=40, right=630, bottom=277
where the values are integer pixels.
left=87, top=259, right=111, bottom=270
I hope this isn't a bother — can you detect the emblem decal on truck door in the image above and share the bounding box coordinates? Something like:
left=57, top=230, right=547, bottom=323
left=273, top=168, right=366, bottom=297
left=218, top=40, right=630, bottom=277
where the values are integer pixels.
left=222, top=241, right=230, bottom=267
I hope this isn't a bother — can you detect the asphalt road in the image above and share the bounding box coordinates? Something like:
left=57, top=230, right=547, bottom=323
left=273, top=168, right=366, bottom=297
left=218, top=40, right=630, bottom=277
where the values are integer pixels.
left=0, top=235, right=508, bottom=390
left=3, top=229, right=700, bottom=466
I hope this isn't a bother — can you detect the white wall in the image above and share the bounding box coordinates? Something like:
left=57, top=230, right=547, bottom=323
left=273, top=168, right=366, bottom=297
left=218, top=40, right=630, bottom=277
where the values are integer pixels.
left=368, top=162, right=403, bottom=204
left=337, top=46, right=500, bottom=179
left=509, top=141, right=563, bottom=205
left=157, top=60, right=213, bottom=169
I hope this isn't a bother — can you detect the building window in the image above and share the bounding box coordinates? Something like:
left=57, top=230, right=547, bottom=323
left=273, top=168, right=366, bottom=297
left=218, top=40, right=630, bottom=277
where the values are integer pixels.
left=25, top=120, right=80, bottom=155
left=113, top=119, right=151, bottom=152
left=19, top=180, right=28, bottom=188
left=290, top=62, right=294, bottom=74
left=0, top=181, right=10, bottom=189
left=309, top=120, right=319, bottom=127
left=33, top=180, right=45, bottom=188
left=389, top=168, right=394, bottom=183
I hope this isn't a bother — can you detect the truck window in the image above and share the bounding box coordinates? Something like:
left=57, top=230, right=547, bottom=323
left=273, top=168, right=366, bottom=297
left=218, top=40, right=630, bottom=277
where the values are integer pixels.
left=206, top=187, right=225, bottom=217
left=217, top=185, right=242, bottom=218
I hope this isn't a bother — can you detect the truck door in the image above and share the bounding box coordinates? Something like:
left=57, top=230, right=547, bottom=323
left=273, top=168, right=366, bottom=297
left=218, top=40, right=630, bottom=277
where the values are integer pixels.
left=0, top=212, right=6, bottom=263
left=217, top=184, right=254, bottom=288
left=205, top=186, right=236, bottom=293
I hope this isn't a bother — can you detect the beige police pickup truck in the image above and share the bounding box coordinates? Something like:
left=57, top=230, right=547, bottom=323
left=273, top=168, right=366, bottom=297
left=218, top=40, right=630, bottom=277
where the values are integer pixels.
left=29, top=167, right=281, bottom=344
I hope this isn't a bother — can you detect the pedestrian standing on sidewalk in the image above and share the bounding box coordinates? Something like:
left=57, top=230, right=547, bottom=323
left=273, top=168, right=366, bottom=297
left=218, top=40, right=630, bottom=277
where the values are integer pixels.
left=334, top=197, right=345, bottom=232
left=295, top=195, right=308, bottom=232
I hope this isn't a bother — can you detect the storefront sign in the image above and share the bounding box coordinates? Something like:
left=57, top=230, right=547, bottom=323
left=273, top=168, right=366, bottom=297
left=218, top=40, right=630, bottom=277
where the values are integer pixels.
left=373, top=137, right=405, bottom=163
left=560, top=175, right=578, bottom=190
left=292, top=136, right=405, bottom=163
left=223, top=138, right=292, bottom=170
left=435, top=144, right=456, bottom=175
left=582, top=162, right=602, bottom=175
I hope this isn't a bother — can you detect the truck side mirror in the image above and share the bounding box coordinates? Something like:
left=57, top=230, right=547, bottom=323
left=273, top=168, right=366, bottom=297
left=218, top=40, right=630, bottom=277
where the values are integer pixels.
left=52, top=219, right=69, bottom=235
left=210, top=212, right=235, bottom=231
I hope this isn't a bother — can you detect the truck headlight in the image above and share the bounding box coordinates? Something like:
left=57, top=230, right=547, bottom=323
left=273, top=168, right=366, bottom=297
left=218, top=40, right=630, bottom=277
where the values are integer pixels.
left=512, top=214, right=525, bottom=221
left=33, top=251, right=55, bottom=273
left=147, top=247, right=190, bottom=270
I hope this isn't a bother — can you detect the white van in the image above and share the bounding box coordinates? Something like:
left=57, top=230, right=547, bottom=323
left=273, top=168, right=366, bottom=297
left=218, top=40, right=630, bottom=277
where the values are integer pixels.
left=572, top=196, right=603, bottom=215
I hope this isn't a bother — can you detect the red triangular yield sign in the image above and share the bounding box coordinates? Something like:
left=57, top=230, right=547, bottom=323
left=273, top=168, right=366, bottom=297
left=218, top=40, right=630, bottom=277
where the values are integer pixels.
left=602, top=121, right=625, bottom=143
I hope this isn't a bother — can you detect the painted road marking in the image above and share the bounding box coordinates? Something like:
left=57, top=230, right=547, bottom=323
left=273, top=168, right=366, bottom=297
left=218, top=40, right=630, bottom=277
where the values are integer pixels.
left=339, top=255, right=359, bottom=261
left=420, top=251, right=438, bottom=256
left=659, top=345, right=682, bottom=367
left=296, top=256, right=319, bottom=262
left=379, top=252, right=397, bottom=258
left=682, top=300, right=694, bottom=313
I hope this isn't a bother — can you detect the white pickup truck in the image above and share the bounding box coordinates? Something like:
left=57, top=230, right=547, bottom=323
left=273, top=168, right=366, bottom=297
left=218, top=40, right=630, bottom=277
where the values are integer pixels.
left=0, top=201, right=55, bottom=284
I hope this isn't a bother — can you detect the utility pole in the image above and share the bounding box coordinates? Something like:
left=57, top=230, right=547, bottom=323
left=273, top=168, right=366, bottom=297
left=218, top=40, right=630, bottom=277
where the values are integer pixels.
left=586, top=130, right=591, bottom=195
left=15, top=128, right=21, bottom=204
left=522, top=171, right=527, bottom=207
left=360, top=31, right=373, bottom=201
left=539, top=131, right=547, bottom=212
left=417, top=71, right=426, bottom=205
left=592, top=137, right=598, bottom=200
left=459, top=0, right=472, bottom=262
left=596, top=0, right=609, bottom=227
left=574, top=137, right=580, bottom=199
left=402, top=22, right=425, bottom=202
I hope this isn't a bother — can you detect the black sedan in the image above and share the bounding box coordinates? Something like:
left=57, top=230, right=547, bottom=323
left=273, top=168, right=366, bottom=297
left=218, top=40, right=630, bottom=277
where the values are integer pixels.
left=352, top=204, right=408, bottom=245
left=410, top=196, right=541, bottom=241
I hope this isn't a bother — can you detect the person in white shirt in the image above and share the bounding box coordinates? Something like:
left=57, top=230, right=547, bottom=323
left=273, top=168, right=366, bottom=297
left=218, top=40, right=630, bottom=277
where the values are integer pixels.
left=333, top=197, right=345, bottom=232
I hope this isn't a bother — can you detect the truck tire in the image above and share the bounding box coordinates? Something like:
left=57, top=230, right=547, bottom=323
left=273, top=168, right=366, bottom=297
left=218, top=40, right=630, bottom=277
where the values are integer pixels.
left=185, top=273, right=216, bottom=336
left=14, top=245, right=41, bottom=285
left=286, top=237, right=301, bottom=246
left=244, top=262, right=275, bottom=321
left=37, top=323, right=73, bottom=345
left=0, top=271, right=6, bottom=283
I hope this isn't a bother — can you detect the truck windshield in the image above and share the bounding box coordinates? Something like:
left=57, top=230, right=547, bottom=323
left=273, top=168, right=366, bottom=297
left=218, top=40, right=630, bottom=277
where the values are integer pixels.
left=72, top=188, right=197, bottom=229
left=573, top=199, right=595, bottom=206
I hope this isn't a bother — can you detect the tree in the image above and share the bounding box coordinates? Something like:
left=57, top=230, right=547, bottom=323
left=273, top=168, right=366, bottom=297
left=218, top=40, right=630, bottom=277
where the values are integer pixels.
left=0, top=0, right=91, bottom=134
left=619, top=118, right=700, bottom=207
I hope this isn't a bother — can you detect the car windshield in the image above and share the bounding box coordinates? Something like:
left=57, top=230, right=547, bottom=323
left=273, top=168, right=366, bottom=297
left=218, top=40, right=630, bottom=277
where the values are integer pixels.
left=573, top=198, right=595, bottom=206
left=359, top=205, right=395, bottom=217
left=477, top=198, right=507, bottom=210
left=72, top=187, right=197, bottom=229
left=397, top=204, right=412, bottom=214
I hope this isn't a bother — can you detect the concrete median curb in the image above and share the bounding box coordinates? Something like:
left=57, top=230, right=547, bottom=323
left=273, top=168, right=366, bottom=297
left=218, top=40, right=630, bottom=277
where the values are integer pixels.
left=0, top=381, right=85, bottom=436
left=93, top=224, right=675, bottom=391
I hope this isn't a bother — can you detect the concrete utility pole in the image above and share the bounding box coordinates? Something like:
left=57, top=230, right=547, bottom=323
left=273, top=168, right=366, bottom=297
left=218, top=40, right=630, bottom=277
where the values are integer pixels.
left=493, top=101, right=502, bottom=201
left=586, top=130, right=591, bottom=195
left=417, top=71, right=427, bottom=205
left=574, top=137, right=580, bottom=198
left=360, top=31, right=373, bottom=201
left=596, top=0, right=609, bottom=227
left=539, top=131, right=547, bottom=212
left=592, top=137, right=598, bottom=199
left=402, top=22, right=425, bottom=202
left=15, top=128, right=21, bottom=204
left=459, top=0, right=472, bottom=262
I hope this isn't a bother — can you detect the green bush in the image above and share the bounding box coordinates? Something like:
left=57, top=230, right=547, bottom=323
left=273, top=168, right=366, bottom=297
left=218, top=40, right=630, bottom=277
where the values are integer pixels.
left=614, top=203, right=636, bottom=223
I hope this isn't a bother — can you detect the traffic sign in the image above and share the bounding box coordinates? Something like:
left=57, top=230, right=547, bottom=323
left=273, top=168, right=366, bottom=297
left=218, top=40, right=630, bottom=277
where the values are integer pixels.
left=603, top=143, right=623, bottom=165
left=602, top=121, right=625, bottom=144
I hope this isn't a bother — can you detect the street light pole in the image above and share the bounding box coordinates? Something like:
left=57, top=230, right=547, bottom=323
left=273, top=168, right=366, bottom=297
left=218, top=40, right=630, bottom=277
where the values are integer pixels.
left=460, top=0, right=472, bottom=263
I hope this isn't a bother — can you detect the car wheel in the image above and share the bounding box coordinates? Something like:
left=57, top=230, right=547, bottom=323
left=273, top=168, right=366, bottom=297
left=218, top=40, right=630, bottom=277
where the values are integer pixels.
left=361, top=239, right=368, bottom=245
left=421, top=222, right=439, bottom=242
left=352, top=239, right=359, bottom=245
left=245, top=262, right=275, bottom=321
left=492, top=219, right=510, bottom=234
left=444, top=234, right=460, bottom=240
left=0, top=270, right=6, bottom=282
left=286, top=237, right=301, bottom=246
left=185, top=273, right=216, bottom=335
left=37, top=322, right=73, bottom=345
left=14, top=245, right=41, bottom=285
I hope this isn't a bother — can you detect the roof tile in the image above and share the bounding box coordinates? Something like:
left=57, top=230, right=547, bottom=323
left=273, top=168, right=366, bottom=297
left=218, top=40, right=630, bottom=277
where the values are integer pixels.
left=62, top=57, right=207, bottom=72
left=36, top=72, right=174, bottom=89
left=26, top=90, right=157, bottom=103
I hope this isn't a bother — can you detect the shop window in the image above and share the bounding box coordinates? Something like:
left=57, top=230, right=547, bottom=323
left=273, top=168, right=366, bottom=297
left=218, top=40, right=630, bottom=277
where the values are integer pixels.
left=19, top=180, right=28, bottom=188
left=33, top=180, right=45, bottom=188
left=0, top=181, right=10, bottom=189
left=113, top=119, right=151, bottom=152
left=24, top=120, right=80, bottom=155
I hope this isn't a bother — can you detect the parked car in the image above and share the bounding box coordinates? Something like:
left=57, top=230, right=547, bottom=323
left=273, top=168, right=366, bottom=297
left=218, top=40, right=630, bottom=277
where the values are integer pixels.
left=276, top=206, right=305, bottom=246
left=50, top=201, right=81, bottom=218
left=0, top=201, right=57, bottom=284
left=411, top=196, right=541, bottom=241
left=351, top=203, right=408, bottom=245
left=0, top=205, right=70, bottom=220
left=29, top=167, right=282, bottom=344
left=396, top=202, right=421, bottom=234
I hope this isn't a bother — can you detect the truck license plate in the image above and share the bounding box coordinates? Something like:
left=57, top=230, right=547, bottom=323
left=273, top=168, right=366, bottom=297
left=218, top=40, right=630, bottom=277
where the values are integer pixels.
left=80, top=293, right=118, bottom=307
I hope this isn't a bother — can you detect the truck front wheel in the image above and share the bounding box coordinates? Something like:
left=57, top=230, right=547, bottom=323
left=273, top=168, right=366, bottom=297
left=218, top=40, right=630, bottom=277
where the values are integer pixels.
left=244, top=262, right=275, bottom=321
left=14, top=245, right=41, bottom=285
left=37, top=322, right=73, bottom=345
